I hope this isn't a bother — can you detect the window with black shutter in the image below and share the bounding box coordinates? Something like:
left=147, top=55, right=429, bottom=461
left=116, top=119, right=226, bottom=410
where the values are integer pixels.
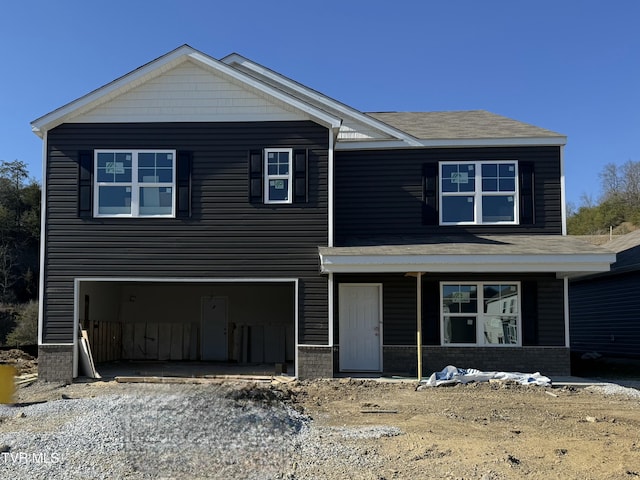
left=78, top=149, right=188, bottom=218
left=249, top=148, right=308, bottom=205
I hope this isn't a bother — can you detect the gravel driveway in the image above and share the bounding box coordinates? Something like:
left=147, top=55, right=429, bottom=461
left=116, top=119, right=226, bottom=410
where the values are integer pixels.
left=0, top=383, right=307, bottom=479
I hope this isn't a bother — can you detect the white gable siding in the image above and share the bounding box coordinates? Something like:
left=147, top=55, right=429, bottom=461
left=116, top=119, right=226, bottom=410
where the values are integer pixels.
left=338, top=122, right=394, bottom=141
left=72, top=60, right=308, bottom=123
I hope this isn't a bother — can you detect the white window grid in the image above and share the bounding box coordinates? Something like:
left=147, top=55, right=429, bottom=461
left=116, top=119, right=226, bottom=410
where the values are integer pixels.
left=263, top=148, right=293, bottom=204
left=94, top=149, right=176, bottom=217
left=439, top=281, right=522, bottom=347
left=439, top=160, right=519, bottom=225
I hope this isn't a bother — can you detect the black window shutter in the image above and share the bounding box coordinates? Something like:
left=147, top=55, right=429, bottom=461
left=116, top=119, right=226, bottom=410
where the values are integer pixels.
left=293, top=149, right=308, bottom=203
left=422, top=280, right=441, bottom=345
left=521, top=281, right=538, bottom=345
left=249, top=150, right=263, bottom=203
left=422, top=163, right=438, bottom=225
left=78, top=150, right=93, bottom=218
left=176, top=151, right=192, bottom=218
left=519, top=162, right=535, bottom=225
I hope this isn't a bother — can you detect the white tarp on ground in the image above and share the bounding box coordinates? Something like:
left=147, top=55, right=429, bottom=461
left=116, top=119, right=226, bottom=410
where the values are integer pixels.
left=420, top=365, right=551, bottom=388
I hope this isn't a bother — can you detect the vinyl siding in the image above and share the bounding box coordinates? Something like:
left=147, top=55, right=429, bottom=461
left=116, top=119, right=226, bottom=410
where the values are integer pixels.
left=43, top=121, right=329, bottom=344
left=334, top=146, right=562, bottom=245
left=72, top=61, right=307, bottom=124
left=334, top=273, right=565, bottom=347
left=570, top=272, right=640, bottom=357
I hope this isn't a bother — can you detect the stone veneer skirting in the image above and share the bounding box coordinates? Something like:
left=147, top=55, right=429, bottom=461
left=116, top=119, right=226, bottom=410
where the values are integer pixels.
left=381, top=346, right=571, bottom=377
left=38, top=345, right=74, bottom=384
left=297, top=346, right=333, bottom=379
left=38, top=343, right=568, bottom=382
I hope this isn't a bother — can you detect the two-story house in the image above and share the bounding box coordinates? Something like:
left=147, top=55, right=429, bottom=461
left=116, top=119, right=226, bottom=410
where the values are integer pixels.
left=32, top=45, right=615, bottom=383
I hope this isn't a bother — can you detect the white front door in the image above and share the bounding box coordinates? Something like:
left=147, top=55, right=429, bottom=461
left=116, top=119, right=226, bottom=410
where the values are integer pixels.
left=339, top=284, right=382, bottom=372
left=201, top=296, right=228, bottom=361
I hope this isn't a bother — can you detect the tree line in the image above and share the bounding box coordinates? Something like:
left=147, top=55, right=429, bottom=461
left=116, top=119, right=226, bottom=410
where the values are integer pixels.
left=567, top=160, right=640, bottom=235
left=0, top=160, right=40, bottom=346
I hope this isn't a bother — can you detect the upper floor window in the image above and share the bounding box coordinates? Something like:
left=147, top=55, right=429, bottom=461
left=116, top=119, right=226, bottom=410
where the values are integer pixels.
left=440, top=161, right=518, bottom=225
left=264, top=148, right=292, bottom=204
left=94, top=150, right=175, bottom=217
left=441, top=282, right=521, bottom=346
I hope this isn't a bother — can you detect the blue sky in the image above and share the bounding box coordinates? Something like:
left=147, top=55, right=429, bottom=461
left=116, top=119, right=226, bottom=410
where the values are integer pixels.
left=1, top=0, right=638, bottom=207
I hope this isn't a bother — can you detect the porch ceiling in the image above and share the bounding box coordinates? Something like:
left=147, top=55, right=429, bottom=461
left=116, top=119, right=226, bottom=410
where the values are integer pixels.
left=319, top=235, right=616, bottom=278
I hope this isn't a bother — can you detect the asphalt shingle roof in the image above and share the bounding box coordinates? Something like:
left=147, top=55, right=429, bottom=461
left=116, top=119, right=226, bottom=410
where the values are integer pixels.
left=367, top=110, right=565, bottom=140
left=322, top=235, right=609, bottom=257
left=604, top=229, right=640, bottom=272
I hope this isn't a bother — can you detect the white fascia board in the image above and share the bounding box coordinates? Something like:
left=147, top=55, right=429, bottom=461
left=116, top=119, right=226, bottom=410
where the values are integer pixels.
left=32, top=46, right=342, bottom=136
left=222, top=53, right=421, bottom=146
left=31, top=45, right=197, bottom=137
left=336, top=136, right=567, bottom=151
left=37, top=131, right=47, bottom=345
left=188, top=52, right=342, bottom=129
left=319, top=253, right=615, bottom=274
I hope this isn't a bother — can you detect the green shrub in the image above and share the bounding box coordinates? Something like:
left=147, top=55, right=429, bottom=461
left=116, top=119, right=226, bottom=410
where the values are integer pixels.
left=5, top=300, right=38, bottom=346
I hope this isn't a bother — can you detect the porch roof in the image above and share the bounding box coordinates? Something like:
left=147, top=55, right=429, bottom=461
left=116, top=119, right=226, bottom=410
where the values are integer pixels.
left=319, top=235, right=615, bottom=278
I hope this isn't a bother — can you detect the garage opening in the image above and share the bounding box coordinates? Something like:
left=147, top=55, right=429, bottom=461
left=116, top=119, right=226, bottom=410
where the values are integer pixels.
left=76, top=279, right=296, bottom=376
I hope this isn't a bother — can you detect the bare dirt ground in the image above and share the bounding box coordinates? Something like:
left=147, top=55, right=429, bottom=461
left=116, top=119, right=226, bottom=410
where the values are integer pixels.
left=6, top=375, right=640, bottom=480
left=289, top=379, right=640, bottom=479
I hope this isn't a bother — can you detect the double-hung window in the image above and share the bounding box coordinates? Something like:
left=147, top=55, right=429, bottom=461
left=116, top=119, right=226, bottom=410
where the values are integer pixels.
left=440, top=161, right=518, bottom=225
left=264, top=148, right=292, bottom=204
left=94, top=150, right=176, bottom=217
left=441, top=282, right=521, bottom=346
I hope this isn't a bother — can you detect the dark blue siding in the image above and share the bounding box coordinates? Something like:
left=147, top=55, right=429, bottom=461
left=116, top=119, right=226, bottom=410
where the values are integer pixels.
left=44, top=121, right=329, bottom=344
left=334, top=146, right=562, bottom=245
left=334, top=273, right=565, bottom=347
left=570, top=272, right=640, bottom=358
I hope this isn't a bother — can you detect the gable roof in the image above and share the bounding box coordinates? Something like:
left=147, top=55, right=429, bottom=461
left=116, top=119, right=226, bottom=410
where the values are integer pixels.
left=221, top=53, right=422, bottom=146
left=223, top=53, right=565, bottom=147
left=32, top=45, right=565, bottom=148
left=31, top=45, right=342, bottom=137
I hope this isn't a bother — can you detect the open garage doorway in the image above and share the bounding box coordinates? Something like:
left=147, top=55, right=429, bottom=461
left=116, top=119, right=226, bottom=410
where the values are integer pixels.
left=75, top=279, right=297, bottom=377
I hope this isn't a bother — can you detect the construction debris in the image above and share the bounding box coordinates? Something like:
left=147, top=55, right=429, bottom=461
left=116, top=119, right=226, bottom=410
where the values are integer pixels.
left=0, top=349, right=37, bottom=376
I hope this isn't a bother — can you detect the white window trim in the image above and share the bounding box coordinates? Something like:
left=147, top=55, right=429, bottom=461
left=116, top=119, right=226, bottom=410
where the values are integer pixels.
left=264, top=148, right=293, bottom=204
left=94, top=149, right=176, bottom=218
left=439, top=281, right=522, bottom=347
left=439, top=160, right=519, bottom=225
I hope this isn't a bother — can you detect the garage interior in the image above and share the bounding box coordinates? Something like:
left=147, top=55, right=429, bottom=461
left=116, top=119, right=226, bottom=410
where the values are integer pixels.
left=78, top=280, right=296, bottom=375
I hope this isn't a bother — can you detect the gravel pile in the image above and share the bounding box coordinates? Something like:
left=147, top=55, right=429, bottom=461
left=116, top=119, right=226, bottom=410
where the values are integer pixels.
left=286, top=424, right=404, bottom=479
left=585, top=382, right=640, bottom=399
left=0, top=383, right=309, bottom=479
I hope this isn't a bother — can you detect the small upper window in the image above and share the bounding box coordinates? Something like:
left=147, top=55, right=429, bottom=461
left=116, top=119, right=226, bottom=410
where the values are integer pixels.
left=94, top=150, right=175, bottom=217
left=440, top=161, right=518, bottom=225
left=264, top=148, right=292, bottom=204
